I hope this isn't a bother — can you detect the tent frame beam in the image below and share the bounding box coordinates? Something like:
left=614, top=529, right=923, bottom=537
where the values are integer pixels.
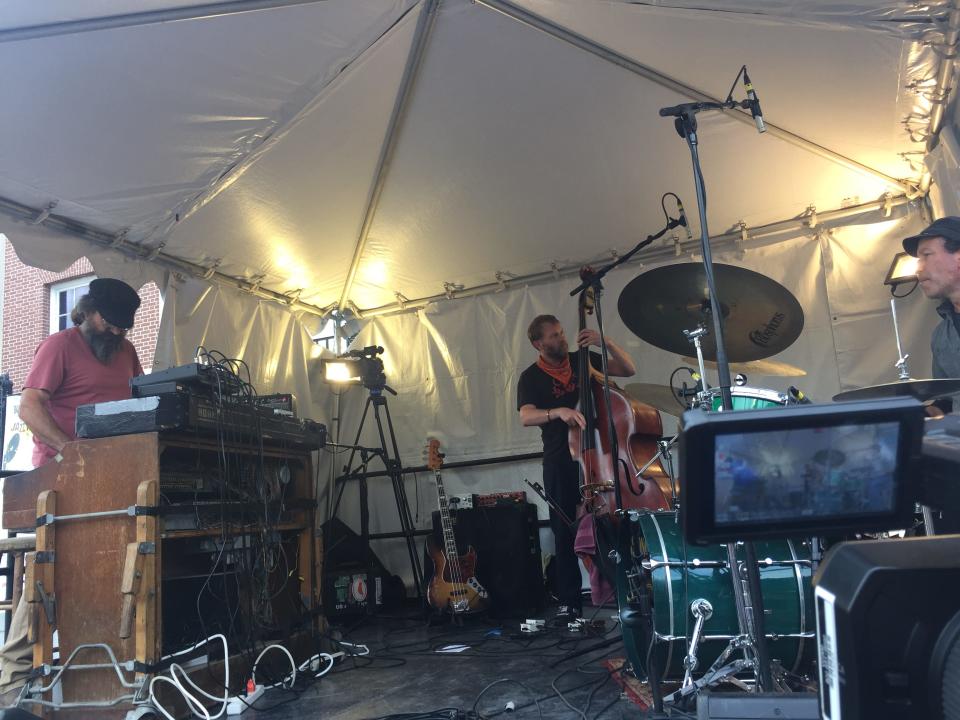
left=476, top=0, right=920, bottom=198
left=919, top=0, right=960, bottom=193
left=0, top=194, right=332, bottom=318
left=337, top=0, right=441, bottom=312
left=0, top=0, right=333, bottom=43
left=355, top=193, right=917, bottom=318
left=0, top=192, right=917, bottom=321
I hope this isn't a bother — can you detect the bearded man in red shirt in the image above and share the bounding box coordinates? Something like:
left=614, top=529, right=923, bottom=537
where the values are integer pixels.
left=0, top=278, right=143, bottom=704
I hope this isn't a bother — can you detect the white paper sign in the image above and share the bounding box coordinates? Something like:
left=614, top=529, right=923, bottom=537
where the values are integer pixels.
left=2, top=395, right=36, bottom=473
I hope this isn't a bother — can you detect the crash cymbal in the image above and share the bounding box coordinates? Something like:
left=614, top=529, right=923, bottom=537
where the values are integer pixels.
left=680, top=356, right=807, bottom=377
left=832, top=378, right=960, bottom=402
left=618, top=263, right=804, bottom=362
left=623, top=383, right=690, bottom=417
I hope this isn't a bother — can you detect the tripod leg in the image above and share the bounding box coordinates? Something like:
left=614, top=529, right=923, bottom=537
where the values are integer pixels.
left=372, top=397, right=425, bottom=600
left=330, top=395, right=375, bottom=521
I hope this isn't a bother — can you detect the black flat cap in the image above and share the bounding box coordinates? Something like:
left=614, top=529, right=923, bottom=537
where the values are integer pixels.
left=88, top=278, right=141, bottom=329
left=902, top=216, right=960, bottom=256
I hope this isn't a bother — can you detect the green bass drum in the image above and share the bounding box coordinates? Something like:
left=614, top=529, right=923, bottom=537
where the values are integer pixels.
left=617, top=510, right=815, bottom=680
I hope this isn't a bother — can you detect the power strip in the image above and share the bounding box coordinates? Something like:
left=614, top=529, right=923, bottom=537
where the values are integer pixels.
left=226, top=684, right=265, bottom=715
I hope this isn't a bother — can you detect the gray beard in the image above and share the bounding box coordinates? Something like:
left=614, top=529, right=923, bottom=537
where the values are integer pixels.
left=82, top=327, right=122, bottom=364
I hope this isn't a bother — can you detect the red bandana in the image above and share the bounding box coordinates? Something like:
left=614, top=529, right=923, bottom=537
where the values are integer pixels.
left=537, top=354, right=573, bottom=387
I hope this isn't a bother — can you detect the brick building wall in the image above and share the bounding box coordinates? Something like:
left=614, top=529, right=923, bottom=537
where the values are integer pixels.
left=2, top=238, right=162, bottom=391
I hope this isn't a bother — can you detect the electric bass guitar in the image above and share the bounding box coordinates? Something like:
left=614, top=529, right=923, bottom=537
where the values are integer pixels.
left=424, top=438, right=489, bottom=614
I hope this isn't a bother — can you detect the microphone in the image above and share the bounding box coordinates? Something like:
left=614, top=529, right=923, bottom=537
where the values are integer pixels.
left=789, top=386, right=812, bottom=404
left=676, top=199, right=693, bottom=240
left=742, top=67, right=766, bottom=134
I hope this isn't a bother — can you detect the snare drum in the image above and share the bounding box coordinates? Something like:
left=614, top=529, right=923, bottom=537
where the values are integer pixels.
left=617, top=511, right=815, bottom=680
left=708, top=386, right=788, bottom=411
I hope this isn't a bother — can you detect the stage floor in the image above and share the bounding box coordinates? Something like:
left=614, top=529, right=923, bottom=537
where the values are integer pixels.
left=243, top=603, right=656, bottom=720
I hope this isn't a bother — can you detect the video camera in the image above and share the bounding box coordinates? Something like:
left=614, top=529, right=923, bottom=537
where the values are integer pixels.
left=343, top=345, right=388, bottom=391
left=678, top=398, right=960, bottom=720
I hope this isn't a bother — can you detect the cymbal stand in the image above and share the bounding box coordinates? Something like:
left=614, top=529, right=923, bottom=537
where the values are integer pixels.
left=635, top=434, right=679, bottom=505
left=684, top=325, right=712, bottom=408
left=890, top=297, right=912, bottom=381
left=683, top=326, right=710, bottom=387
left=661, top=71, right=773, bottom=692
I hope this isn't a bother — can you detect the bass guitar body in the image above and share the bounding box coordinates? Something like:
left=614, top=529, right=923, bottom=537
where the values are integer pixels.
left=425, top=537, right=488, bottom=614
left=423, top=437, right=489, bottom=615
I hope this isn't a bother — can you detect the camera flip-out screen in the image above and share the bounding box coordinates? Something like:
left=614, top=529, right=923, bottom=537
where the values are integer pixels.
left=679, top=397, right=925, bottom=544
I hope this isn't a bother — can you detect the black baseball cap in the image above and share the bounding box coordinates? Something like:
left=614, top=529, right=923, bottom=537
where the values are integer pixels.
left=902, top=216, right=960, bottom=256
left=88, top=278, right=141, bottom=329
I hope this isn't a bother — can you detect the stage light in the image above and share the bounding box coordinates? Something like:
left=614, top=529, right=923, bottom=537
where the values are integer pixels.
left=321, top=358, right=362, bottom=385
left=884, top=251, right=919, bottom=287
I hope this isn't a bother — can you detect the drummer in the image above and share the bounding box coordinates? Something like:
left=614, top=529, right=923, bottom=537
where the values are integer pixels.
left=902, top=217, right=960, bottom=390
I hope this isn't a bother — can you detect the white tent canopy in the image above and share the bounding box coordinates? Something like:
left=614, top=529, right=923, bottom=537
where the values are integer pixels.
left=2, top=0, right=959, bottom=582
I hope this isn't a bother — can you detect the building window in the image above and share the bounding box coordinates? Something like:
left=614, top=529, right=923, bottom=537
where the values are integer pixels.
left=49, top=277, right=95, bottom=334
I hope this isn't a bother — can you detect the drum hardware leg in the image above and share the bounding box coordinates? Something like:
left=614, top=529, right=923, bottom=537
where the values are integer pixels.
left=809, top=537, right=823, bottom=572
left=741, top=543, right=774, bottom=692
left=664, top=657, right=754, bottom=705
left=922, top=504, right=937, bottom=536
left=657, top=438, right=679, bottom=506
left=724, top=543, right=774, bottom=692
left=683, top=326, right=711, bottom=392
left=681, top=598, right=714, bottom=688
left=889, top=297, right=912, bottom=381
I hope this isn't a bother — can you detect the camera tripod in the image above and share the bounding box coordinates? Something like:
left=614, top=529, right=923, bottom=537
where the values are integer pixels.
left=330, top=384, right=424, bottom=602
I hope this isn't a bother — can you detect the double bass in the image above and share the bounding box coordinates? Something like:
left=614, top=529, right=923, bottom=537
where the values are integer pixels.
left=568, top=281, right=671, bottom=519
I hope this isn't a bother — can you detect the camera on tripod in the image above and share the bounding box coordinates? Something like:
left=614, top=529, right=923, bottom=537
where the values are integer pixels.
left=321, top=345, right=392, bottom=393
left=679, top=397, right=960, bottom=720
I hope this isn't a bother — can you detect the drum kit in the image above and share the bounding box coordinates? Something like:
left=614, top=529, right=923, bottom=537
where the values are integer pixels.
left=607, top=262, right=960, bottom=708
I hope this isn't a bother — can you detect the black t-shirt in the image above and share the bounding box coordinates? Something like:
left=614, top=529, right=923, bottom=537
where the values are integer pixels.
left=517, top=351, right=601, bottom=461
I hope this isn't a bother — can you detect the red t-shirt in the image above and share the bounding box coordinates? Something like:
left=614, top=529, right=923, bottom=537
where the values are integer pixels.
left=23, top=327, right=143, bottom=466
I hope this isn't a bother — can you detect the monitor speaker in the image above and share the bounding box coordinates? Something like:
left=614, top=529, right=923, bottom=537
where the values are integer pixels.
left=815, top=535, right=960, bottom=720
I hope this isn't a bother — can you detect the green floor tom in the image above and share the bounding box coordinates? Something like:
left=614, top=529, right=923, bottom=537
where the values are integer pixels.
left=617, top=510, right=815, bottom=680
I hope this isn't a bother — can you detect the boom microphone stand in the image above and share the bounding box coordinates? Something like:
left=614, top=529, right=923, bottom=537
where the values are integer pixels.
left=569, top=217, right=688, bottom=512
left=659, top=66, right=773, bottom=692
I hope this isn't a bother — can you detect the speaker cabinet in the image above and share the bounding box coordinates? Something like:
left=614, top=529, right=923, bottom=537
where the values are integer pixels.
left=429, top=503, right=543, bottom=616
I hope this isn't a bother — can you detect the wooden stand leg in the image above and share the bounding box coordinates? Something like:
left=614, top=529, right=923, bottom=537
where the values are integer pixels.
left=33, top=491, right=56, bottom=672
left=135, top=480, right=159, bottom=684
left=12, top=550, right=25, bottom=617
left=118, top=543, right=144, bottom=640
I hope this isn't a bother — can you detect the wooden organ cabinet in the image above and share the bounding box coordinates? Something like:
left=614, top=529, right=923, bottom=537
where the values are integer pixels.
left=2, top=431, right=323, bottom=718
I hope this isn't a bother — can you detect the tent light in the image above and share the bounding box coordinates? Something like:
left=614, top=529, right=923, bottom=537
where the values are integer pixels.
left=884, top=252, right=919, bottom=287
left=321, top=358, right=362, bottom=385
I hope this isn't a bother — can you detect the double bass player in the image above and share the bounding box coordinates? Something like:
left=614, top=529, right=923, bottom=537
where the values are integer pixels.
left=516, top=314, right=637, bottom=621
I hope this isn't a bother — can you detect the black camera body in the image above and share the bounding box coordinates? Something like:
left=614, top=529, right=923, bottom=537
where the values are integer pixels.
left=344, top=345, right=388, bottom=390
left=677, top=398, right=960, bottom=720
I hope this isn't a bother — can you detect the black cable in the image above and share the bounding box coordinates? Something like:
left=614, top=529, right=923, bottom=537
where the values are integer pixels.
left=471, top=678, right=543, bottom=720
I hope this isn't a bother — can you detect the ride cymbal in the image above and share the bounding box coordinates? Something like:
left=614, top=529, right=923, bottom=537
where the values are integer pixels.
left=623, top=383, right=690, bottom=417
left=832, top=378, right=960, bottom=402
left=680, top=356, right=807, bottom=377
left=618, top=263, right=804, bottom=362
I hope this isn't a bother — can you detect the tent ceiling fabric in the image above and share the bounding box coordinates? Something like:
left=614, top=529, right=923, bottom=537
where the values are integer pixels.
left=0, top=0, right=947, bottom=315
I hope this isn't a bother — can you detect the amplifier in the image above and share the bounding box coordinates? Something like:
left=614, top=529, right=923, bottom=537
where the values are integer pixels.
left=75, top=393, right=326, bottom=450
left=473, top=490, right=527, bottom=509
left=428, top=503, right=543, bottom=616
left=255, top=393, right=297, bottom=415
